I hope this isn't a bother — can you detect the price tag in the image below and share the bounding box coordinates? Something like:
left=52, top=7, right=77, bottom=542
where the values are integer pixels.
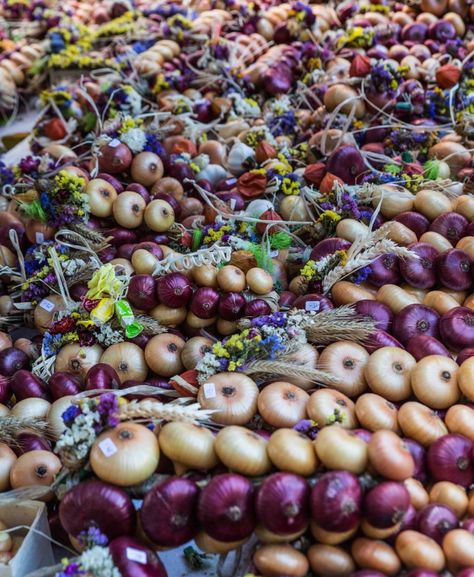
left=203, top=382, right=216, bottom=399
left=229, top=198, right=236, bottom=210
left=109, top=138, right=121, bottom=148
left=269, top=250, right=279, bottom=258
left=305, top=301, right=320, bottom=312
left=98, top=438, right=118, bottom=458
left=39, top=299, right=55, bottom=312
left=126, top=548, right=147, bottom=564
left=35, top=232, right=44, bottom=244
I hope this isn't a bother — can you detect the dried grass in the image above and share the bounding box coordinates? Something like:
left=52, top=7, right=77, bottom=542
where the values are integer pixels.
left=243, top=360, right=341, bottom=387
left=119, top=398, right=218, bottom=424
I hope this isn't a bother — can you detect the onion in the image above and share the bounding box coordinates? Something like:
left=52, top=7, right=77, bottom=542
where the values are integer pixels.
left=294, top=294, right=334, bottom=313
left=310, top=238, right=352, bottom=261
left=307, top=388, right=357, bottom=429
left=326, top=145, right=365, bottom=185
left=439, top=307, right=474, bottom=351
left=15, top=433, right=51, bottom=456
left=90, top=422, right=159, bottom=486
left=216, top=265, right=246, bottom=293
left=218, top=292, right=245, bottom=320
left=400, top=243, right=439, bottom=289
left=353, top=300, right=393, bottom=332
left=198, top=473, right=255, bottom=542
left=427, top=434, right=474, bottom=487
left=368, top=254, right=401, bottom=287
left=404, top=438, right=427, bottom=483
left=9, top=450, right=61, bottom=489
left=253, top=544, right=309, bottom=577
left=11, top=370, right=46, bottom=400
left=363, top=481, right=411, bottom=529
left=267, top=429, right=318, bottom=477
left=47, top=396, right=73, bottom=439
left=315, top=426, right=368, bottom=474
left=351, top=538, right=401, bottom=576
left=364, top=330, right=404, bottom=353
left=392, top=304, right=440, bottom=346
left=190, top=287, right=220, bottom=319
left=436, top=249, right=472, bottom=290
left=258, top=382, right=308, bottom=428
left=109, top=536, right=167, bottom=577
left=0, top=347, right=29, bottom=377
left=59, top=479, right=136, bottom=538
left=113, top=191, right=146, bottom=229
left=181, top=337, right=213, bottom=370
left=0, top=332, right=11, bottom=353
left=145, top=333, right=184, bottom=377
left=317, top=341, right=369, bottom=397
left=197, top=372, right=258, bottom=425
left=256, top=473, right=310, bottom=536
left=417, top=503, right=458, bottom=544
left=395, top=212, right=430, bottom=238
left=458, top=348, right=474, bottom=365
left=355, top=394, right=399, bottom=433
left=144, top=199, right=175, bottom=232
left=398, top=402, right=448, bottom=447
left=0, top=444, right=16, bottom=491
left=310, top=471, right=362, bottom=532
left=307, top=543, right=355, bottom=577
left=368, top=430, right=415, bottom=481
left=11, top=398, right=51, bottom=421
left=157, top=273, right=193, bottom=308
left=406, top=335, right=450, bottom=361
left=141, top=476, right=199, bottom=547
left=127, top=275, right=158, bottom=310
left=85, top=363, right=120, bottom=391
left=214, top=426, right=271, bottom=476
left=395, top=531, right=445, bottom=572
left=48, top=372, right=81, bottom=399
left=99, top=141, right=132, bottom=173
left=244, top=299, right=272, bottom=317
left=55, top=344, right=103, bottom=383
left=411, top=355, right=459, bottom=409
left=159, top=422, right=218, bottom=474
left=430, top=212, right=468, bottom=244
left=364, top=347, right=415, bottom=401
left=443, top=529, right=474, bottom=571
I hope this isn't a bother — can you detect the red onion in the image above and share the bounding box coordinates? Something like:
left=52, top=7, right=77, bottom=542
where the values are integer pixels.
left=0, top=221, right=25, bottom=251
left=48, top=372, right=82, bottom=399
left=399, top=243, right=438, bottom=289
left=168, top=162, right=194, bottom=188
left=256, top=473, right=310, bottom=536
left=457, top=348, right=474, bottom=365
left=406, top=571, right=440, bottom=577
left=141, top=477, right=199, bottom=547
left=417, top=503, right=458, bottom=544
left=436, top=249, right=472, bottom=291
left=244, top=299, right=272, bottom=317
left=430, top=212, right=468, bottom=245
left=368, top=254, right=401, bottom=287
left=400, top=504, right=417, bottom=532
left=97, top=173, right=124, bottom=193
left=106, top=228, right=138, bottom=247
left=278, top=291, right=297, bottom=309
left=48, top=508, right=70, bottom=546
left=117, top=243, right=136, bottom=260
left=120, top=377, right=171, bottom=402
left=404, top=438, right=427, bottom=483
left=351, top=572, right=387, bottom=577
left=457, top=570, right=474, bottom=577
left=293, top=294, right=334, bottom=313
left=261, top=64, right=293, bottom=95
left=69, top=283, right=88, bottom=301
left=0, top=376, right=11, bottom=404
left=363, top=330, right=404, bottom=353
left=59, top=480, right=136, bottom=538
left=310, top=238, right=351, bottom=261
left=11, top=370, right=47, bottom=400
left=406, top=335, right=450, bottom=361
left=99, top=141, right=132, bottom=174
left=153, top=193, right=181, bottom=219
left=190, top=287, right=220, bottom=319
left=133, top=242, right=164, bottom=260
left=197, top=473, right=256, bottom=542
left=218, top=292, right=245, bottom=321
left=391, top=304, right=440, bottom=346
left=439, top=307, right=474, bottom=351
left=157, top=273, right=193, bottom=308
left=127, top=333, right=150, bottom=349
left=394, top=212, right=430, bottom=238
left=326, top=145, right=366, bottom=185
left=14, top=433, right=51, bottom=455
left=0, top=347, right=29, bottom=376
left=427, top=434, right=474, bottom=487
left=109, top=536, right=168, bottom=577
left=352, top=428, right=373, bottom=443
left=85, top=364, right=121, bottom=391
left=98, top=246, right=117, bottom=263
left=461, top=518, right=474, bottom=533
left=402, top=22, right=428, bottom=42
left=310, top=471, right=362, bottom=532
left=353, top=300, right=393, bottom=332
left=429, top=20, right=457, bottom=42
left=127, top=183, right=151, bottom=204
left=216, top=191, right=245, bottom=211
left=127, top=275, right=158, bottom=311
left=363, top=481, right=410, bottom=529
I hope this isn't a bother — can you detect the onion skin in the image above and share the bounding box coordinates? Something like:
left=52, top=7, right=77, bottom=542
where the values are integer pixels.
left=59, top=480, right=136, bottom=539
left=400, top=243, right=439, bottom=289
left=326, top=145, right=366, bottom=185
left=141, top=477, right=199, bottom=547
left=353, top=300, right=393, bottom=332
left=458, top=348, right=474, bottom=365
left=417, top=503, right=458, bottom=544
left=11, top=370, right=47, bottom=400
left=48, top=372, right=82, bottom=399
left=392, top=304, right=440, bottom=346
left=427, top=434, right=474, bottom=487
left=109, top=536, right=168, bottom=577
left=439, top=307, right=474, bottom=351
left=436, top=249, right=472, bottom=291
left=0, top=348, right=29, bottom=377
left=85, top=363, right=121, bottom=391
left=363, top=481, right=411, bottom=529
left=127, top=275, right=158, bottom=311
left=406, top=335, right=450, bottom=361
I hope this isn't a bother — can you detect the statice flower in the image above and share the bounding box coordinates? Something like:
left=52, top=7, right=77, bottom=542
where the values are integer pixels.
left=80, top=546, right=120, bottom=577
left=78, top=526, right=108, bottom=549
left=144, top=133, right=164, bottom=155
left=293, top=419, right=318, bottom=440
left=97, top=394, right=120, bottom=428
left=0, top=161, right=14, bottom=186
left=62, top=405, right=81, bottom=427
left=351, top=265, right=372, bottom=284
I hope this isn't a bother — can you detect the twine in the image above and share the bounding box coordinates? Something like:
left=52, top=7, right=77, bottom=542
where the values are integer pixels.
left=8, top=229, right=25, bottom=281
left=153, top=244, right=232, bottom=276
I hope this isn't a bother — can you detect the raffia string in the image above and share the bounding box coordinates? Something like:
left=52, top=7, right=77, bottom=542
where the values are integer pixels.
left=48, top=247, right=72, bottom=308
left=153, top=244, right=232, bottom=275
left=8, top=229, right=26, bottom=282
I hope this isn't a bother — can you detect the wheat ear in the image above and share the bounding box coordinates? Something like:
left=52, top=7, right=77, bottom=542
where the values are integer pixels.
left=243, top=360, right=341, bottom=387
left=119, top=398, right=218, bottom=424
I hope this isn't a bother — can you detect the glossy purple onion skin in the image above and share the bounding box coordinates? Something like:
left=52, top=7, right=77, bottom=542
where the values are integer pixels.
left=127, top=275, right=158, bottom=311
left=368, top=254, right=401, bottom=287
left=109, top=536, right=168, bottom=577
left=190, top=287, right=220, bottom=319
left=458, top=570, right=474, bottom=577
left=14, top=433, right=52, bottom=456
left=85, top=363, right=121, bottom=391
left=0, top=348, right=29, bottom=377
left=436, top=249, right=472, bottom=291
left=392, top=304, right=440, bottom=347
left=363, top=330, right=404, bottom=353
left=353, top=300, right=393, bottom=332
left=406, top=335, right=450, bottom=361
left=363, top=481, right=410, bottom=529
left=461, top=518, right=474, bottom=533
left=399, top=243, right=438, bottom=289
left=351, top=571, right=388, bottom=577
left=326, top=145, right=366, bottom=185
left=279, top=291, right=297, bottom=309
left=430, top=212, right=468, bottom=245
left=310, top=238, right=351, bottom=261
left=427, top=434, right=474, bottom=488
left=244, top=299, right=272, bottom=317
left=141, top=477, right=199, bottom=547
left=256, top=473, right=310, bottom=536
left=405, top=571, right=440, bottom=577
left=310, top=471, right=362, bottom=532
left=457, top=347, right=474, bottom=365
left=439, top=307, right=474, bottom=351
left=417, top=503, right=458, bottom=544
left=394, top=212, right=430, bottom=238
left=404, top=438, right=427, bottom=483
left=59, top=480, right=136, bottom=539
left=157, top=273, right=193, bottom=308
left=49, top=372, right=82, bottom=399
left=218, top=292, right=246, bottom=321
left=11, top=370, right=47, bottom=400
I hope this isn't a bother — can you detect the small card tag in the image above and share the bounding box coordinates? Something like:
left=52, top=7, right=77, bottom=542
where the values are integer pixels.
left=305, top=301, right=320, bottom=312
left=229, top=198, right=236, bottom=210
left=39, top=299, right=55, bottom=312
left=109, top=138, right=121, bottom=148
left=98, top=438, right=118, bottom=458
left=203, top=382, right=216, bottom=399
left=126, top=548, right=147, bottom=564
left=269, top=250, right=279, bottom=258
left=35, top=232, right=44, bottom=244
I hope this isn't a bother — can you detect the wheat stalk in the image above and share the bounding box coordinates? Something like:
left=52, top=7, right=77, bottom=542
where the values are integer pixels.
left=133, top=314, right=167, bottom=335
left=69, top=223, right=110, bottom=249
left=243, top=360, right=341, bottom=387
left=119, top=398, right=218, bottom=424
left=0, top=417, right=52, bottom=445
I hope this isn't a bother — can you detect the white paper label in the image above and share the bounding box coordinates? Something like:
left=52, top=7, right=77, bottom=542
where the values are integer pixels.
left=98, top=438, right=118, bottom=458
left=109, top=138, right=121, bottom=148
left=35, top=232, right=44, bottom=244
left=203, top=382, right=216, bottom=399
left=229, top=198, right=236, bottom=210
left=269, top=250, right=279, bottom=258
left=126, top=548, right=147, bottom=564
left=305, top=301, right=320, bottom=312
left=39, top=299, right=55, bottom=312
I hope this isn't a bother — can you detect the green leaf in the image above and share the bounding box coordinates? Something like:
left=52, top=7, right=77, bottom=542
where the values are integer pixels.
left=82, top=111, right=97, bottom=133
